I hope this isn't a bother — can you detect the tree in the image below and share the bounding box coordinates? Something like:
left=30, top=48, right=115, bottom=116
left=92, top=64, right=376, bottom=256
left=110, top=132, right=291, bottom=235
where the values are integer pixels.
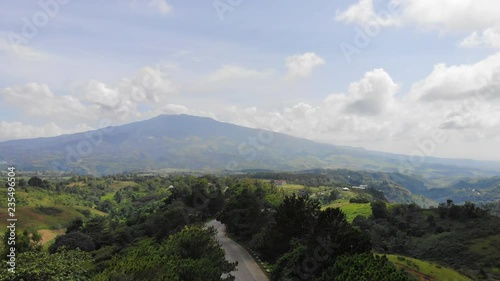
left=218, top=188, right=265, bottom=240
left=66, top=217, right=84, bottom=233
left=426, top=214, right=436, bottom=227
left=258, top=194, right=320, bottom=262
left=81, top=216, right=112, bottom=248
left=272, top=208, right=371, bottom=280
left=93, top=225, right=236, bottom=281
left=327, top=190, right=340, bottom=202
left=2, top=230, right=42, bottom=259
left=49, top=232, right=95, bottom=253
left=463, top=201, right=478, bottom=218
left=18, top=178, right=26, bottom=188
left=28, top=176, right=43, bottom=187
left=147, top=202, right=192, bottom=241
left=371, top=201, right=388, bottom=219
left=316, top=253, right=413, bottom=281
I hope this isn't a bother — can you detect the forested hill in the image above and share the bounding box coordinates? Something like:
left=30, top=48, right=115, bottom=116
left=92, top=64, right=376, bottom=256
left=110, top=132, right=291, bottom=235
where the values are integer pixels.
left=1, top=114, right=500, bottom=184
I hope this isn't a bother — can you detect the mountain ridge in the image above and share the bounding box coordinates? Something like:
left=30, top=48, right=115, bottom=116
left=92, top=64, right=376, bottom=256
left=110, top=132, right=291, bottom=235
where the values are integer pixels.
left=1, top=114, right=500, bottom=184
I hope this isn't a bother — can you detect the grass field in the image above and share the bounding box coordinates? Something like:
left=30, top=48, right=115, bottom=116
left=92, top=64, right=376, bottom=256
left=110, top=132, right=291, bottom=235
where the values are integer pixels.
left=0, top=180, right=135, bottom=250
left=469, top=234, right=500, bottom=258
left=39, top=229, right=66, bottom=246
left=279, top=184, right=373, bottom=222
left=109, top=181, right=138, bottom=191
left=280, top=184, right=324, bottom=195
left=100, top=180, right=139, bottom=201
left=322, top=200, right=372, bottom=222
left=0, top=205, right=105, bottom=230
left=382, top=254, right=472, bottom=281
left=468, top=234, right=500, bottom=279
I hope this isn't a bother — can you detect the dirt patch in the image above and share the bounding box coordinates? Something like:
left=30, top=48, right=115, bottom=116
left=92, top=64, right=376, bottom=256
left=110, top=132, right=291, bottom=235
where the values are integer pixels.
left=38, top=229, right=65, bottom=245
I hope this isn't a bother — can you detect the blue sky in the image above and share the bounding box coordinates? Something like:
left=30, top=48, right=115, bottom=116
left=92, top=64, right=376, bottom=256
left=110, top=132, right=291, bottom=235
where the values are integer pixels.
left=1, top=0, right=500, bottom=161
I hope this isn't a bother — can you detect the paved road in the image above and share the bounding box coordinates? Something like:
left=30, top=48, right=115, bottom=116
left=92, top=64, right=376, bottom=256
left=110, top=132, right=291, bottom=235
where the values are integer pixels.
left=207, top=220, right=270, bottom=281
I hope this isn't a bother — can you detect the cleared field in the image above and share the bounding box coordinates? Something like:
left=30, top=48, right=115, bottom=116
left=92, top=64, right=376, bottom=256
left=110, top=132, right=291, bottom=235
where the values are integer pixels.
left=382, top=254, right=472, bottom=281
left=280, top=184, right=324, bottom=195
left=109, top=180, right=138, bottom=191
left=39, top=228, right=66, bottom=245
left=0, top=205, right=105, bottom=230
left=100, top=180, right=139, bottom=201
left=322, top=200, right=372, bottom=222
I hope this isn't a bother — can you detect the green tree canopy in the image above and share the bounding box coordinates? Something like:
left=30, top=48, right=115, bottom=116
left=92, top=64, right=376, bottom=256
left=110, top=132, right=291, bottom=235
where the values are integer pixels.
left=0, top=249, right=94, bottom=281
left=93, top=225, right=237, bottom=281
left=317, top=253, right=413, bottom=281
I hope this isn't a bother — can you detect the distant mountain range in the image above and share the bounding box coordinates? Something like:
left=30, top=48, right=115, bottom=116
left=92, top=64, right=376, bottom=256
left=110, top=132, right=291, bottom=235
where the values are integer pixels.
left=1, top=114, right=500, bottom=186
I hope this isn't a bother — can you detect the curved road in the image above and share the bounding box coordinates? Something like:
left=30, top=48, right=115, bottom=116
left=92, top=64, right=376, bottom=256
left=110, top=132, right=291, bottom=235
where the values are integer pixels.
left=207, top=220, right=270, bottom=281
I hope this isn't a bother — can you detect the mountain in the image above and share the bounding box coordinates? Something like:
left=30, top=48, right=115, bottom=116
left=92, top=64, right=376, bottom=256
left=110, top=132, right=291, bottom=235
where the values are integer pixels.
left=426, top=177, right=500, bottom=203
left=1, top=114, right=500, bottom=184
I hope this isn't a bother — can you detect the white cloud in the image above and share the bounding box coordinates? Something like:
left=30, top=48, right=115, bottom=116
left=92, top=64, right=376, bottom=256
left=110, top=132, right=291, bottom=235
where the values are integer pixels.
left=0, top=38, right=50, bottom=61
left=0, top=121, right=93, bottom=141
left=208, top=65, right=275, bottom=82
left=343, top=68, right=399, bottom=115
left=1, top=54, right=500, bottom=160
left=210, top=63, right=500, bottom=161
left=460, top=27, right=500, bottom=49
left=336, top=0, right=500, bottom=36
left=398, top=0, right=500, bottom=32
left=216, top=68, right=401, bottom=142
left=285, top=52, right=325, bottom=79
left=83, top=80, right=121, bottom=108
left=80, top=65, right=177, bottom=120
left=335, top=0, right=400, bottom=27
left=460, top=32, right=481, bottom=48
left=160, top=104, right=189, bottom=114
left=1, top=83, right=89, bottom=122
left=408, top=52, right=500, bottom=101
left=129, top=0, right=172, bottom=16
left=481, top=28, right=500, bottom=48
left=148, top=0, right=172, bottom=15
left=0, top=65, right=178, bottom=132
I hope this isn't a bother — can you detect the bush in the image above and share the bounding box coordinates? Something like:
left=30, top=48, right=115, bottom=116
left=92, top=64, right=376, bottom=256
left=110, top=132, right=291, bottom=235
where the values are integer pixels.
left=34, top=206, right=63, bottom=216
left=49, top=232, right=96, bottom=253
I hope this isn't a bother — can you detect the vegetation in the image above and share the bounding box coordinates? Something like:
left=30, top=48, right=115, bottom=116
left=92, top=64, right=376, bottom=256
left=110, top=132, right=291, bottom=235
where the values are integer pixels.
left=0, top=172, right=498, bottom=280
left=383, top=254, right=472, bottom=281
left=0, top=249, right=94, bottom=281
left=353, top=200, right=500, bottom=280
left=218, top=186, right=412, bottom=280
left=317, top=253, right=414, bottom=281
left=93, top=226, right=236, bottom=281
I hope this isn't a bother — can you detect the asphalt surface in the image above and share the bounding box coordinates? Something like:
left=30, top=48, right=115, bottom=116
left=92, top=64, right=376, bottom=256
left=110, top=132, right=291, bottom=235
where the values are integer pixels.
left=207, top=220, right=270, bottom=281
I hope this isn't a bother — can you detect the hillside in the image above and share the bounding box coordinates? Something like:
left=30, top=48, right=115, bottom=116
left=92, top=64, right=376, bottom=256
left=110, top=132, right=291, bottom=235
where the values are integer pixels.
left=1, top=173, right=498, bottom=280
left=353, top=201, right=500, bottom=280
left=1, top=114, right=500, bottom=185
left=383, top=254, right=472, bottom=281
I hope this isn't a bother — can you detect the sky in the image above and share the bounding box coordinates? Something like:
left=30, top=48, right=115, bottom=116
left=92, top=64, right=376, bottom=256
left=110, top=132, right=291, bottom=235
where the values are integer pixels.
left=0, top=0, right=500, bottom=161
